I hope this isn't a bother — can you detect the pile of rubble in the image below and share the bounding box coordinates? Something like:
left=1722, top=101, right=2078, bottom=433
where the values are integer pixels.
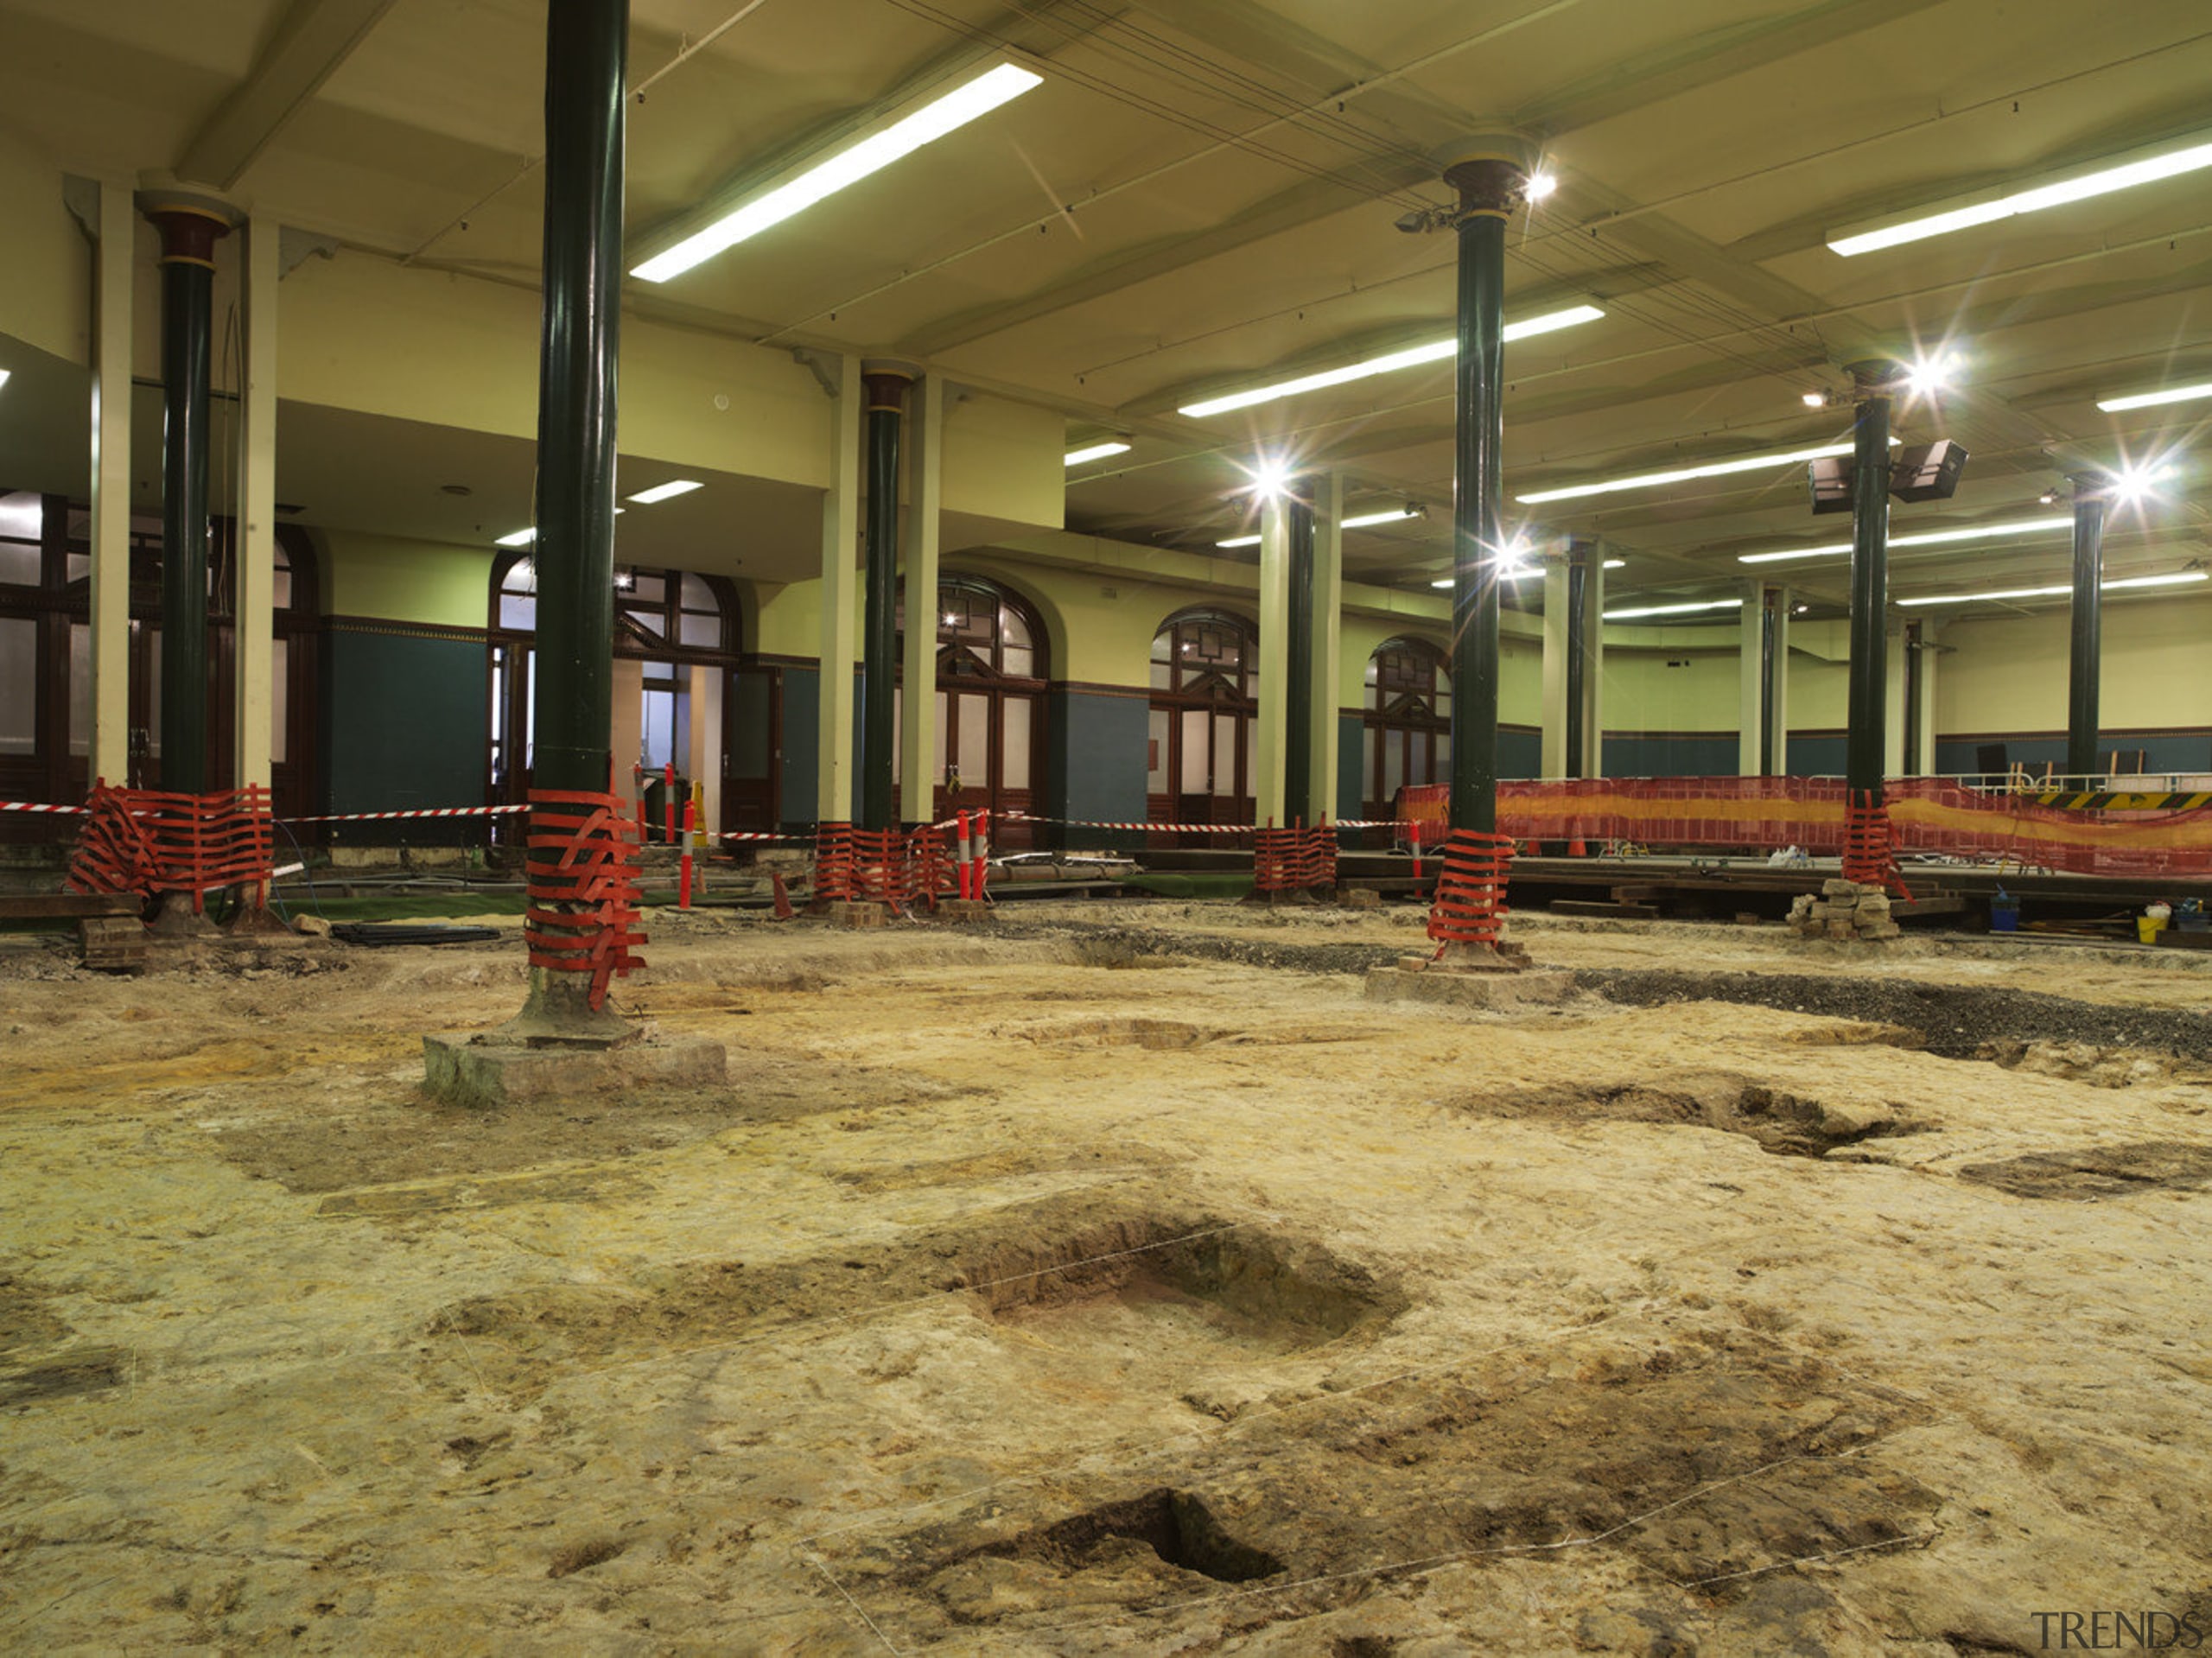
left=1787, top=878, right=1900, bottom=942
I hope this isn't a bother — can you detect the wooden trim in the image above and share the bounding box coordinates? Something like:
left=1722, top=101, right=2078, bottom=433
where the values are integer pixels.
left=327, top=615, right=490, bottom=645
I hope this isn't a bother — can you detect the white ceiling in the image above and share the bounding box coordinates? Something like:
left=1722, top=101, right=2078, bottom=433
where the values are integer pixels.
left=1, top=0, right=2207, bottom=619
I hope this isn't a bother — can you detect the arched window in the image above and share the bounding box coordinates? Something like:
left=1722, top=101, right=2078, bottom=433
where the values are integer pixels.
left=1147, top=608, right=1258, bottom=838
left=1363, top=636, right=1451, bottom=819
left=488, top=555, right=741, bottom=831
left=895, top=575, right=1046, bottom=843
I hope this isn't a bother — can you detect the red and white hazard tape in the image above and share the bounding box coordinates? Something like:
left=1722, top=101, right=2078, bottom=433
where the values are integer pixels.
left=284, top=804, right=530, bottom=823
left=1002, top=810, right=1412, bottom=835
left=0, top=800, right=87, bottom=815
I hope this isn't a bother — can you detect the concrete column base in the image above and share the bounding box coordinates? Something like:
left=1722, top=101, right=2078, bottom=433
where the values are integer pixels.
left=826, top=900, right=891, bottom=929
left=937, top=899, right=994, bottom=923
left=1364, top=964, right=1576, bottom=1010
left=423, top=1028, right=728, bottom=1109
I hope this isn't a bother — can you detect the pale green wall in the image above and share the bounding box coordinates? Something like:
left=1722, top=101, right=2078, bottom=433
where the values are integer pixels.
left=321, top=530, right=494, bottom=629
left=1936, top=591, right=2212, bottom=732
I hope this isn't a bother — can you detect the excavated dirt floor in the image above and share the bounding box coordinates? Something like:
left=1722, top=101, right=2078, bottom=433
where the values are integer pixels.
left=2, top=901, right=2209, bottom=1655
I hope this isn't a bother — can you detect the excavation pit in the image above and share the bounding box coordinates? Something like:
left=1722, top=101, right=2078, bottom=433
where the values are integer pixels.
left=1454, top=1070, right=1930, bottom=1159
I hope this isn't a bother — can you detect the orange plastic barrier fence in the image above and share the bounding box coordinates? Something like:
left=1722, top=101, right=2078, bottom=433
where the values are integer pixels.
left=814, top=821, right=856, bottom=902
left=1298, top=821, right=1338, bottom=891
left=1253, top=825, right=1303, bottom=893
left=1398, top=778, right=2212, bottom=880
left=67, top=783, right=276, bottom=912
left=1427, top=829, right=1514, bottom=950
left=523, top=788, right=645, bottom=1011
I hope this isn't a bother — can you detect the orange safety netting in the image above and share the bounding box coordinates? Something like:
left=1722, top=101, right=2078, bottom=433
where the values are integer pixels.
left=1427, top=828, right=1515, bottom=950
left=1841, top=794, right=1907, bottom=896
left=1253, top=826, right=1303, bottom=893
left=524, top=789, right=645, bottom=1011
left=906, top=823, right=955, bottom=912
left=1298, top=822, right=1338, bottom=891
left=848, top=827, right=908, bottom=911
left=813, top=821, right=856, bottom=902
left=67, top=783, right=276, bottom=912
left=1442, top=777, right=2212, bottom=879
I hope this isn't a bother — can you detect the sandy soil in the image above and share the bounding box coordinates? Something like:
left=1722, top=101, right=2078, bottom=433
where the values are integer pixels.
left=1, top=901, right=2209, bottom=1655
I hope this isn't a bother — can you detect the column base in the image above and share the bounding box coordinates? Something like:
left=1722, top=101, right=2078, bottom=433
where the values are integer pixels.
left=826, top=900, right=892, bottom=929
left=423, top=1028, right=727, bottom=1109
left=1365, top=963, right=1574, bottom=1010
left=937, top=899, right=994, bottom=923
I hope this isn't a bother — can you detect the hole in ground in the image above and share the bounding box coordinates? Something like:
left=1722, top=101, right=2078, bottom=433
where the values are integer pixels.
left=1958, top=1140, right=2212, bottom=1200
left=1456, top=1070, right=1929, bottom=1158
left=1020, top=1016, right=1220, bottom=1049
left=981, top=1487, right=1285, bottom=1584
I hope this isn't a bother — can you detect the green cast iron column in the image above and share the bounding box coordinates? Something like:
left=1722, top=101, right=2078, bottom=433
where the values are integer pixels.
left=1442, top=153, right=1525, bottom=835
left=146, top=207, right=232, bottom=794
left=530, top=0, right=626, bottom=796
left=1283, top=487, right=1315, bottom=822
left=860, top=365, right=912, bottom=833
left=1565, top=541, right=1590, bottom=779
left=1844, top=371, right=1892, bottom=802
left=2066, top=483, right=2107, bottom=780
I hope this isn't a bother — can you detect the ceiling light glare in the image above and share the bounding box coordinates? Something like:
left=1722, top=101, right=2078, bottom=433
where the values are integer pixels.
left=1216, top=533, right=1261, bottom=549
left=2111, top=462, right=2174, bottom=502
left=1244, top=457, right=1294, bottom=499
left=2097, top=380, right=2212, bottom=413
left=1064, top=441, right=1131, bottom=467
left=1801, top=390, right=1829, bottom=409
left=1905, top=352, right=1961, bottom=396
left=1430, top=554, right=1624, bottom=587
left=1518, top=437, right=1896, bottom=505
left=1177, top=304, right=1604, bottom=419
left=1828, top=134, right=2212, bottom=257
left=1738, top=513, right=2070, bottom=564
left=1900, top=571, right=2207, bottom=606
left=626, top=480, right=703, bottom=505
left=0, top=370, right=11, bottom=391
left=1603, top=598, right=1745, bottom=620
left=1524, top=172, right=1558, bottom=200
left=632, top=63, right=1044, bottom=282
left=495, top=527, right=537, bottom=548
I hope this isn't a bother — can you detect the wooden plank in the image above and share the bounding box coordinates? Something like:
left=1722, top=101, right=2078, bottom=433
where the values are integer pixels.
left=1550, top=899, right=1660, bottom=918
left=0, top=892, right=142, bottom=920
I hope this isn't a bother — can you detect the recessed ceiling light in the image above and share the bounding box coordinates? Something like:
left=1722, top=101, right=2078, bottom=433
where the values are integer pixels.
left=2097, top=380, right=2212, bottom=413
left=626, top=480, right=702, bottom=505
left=1738, top=513, right=2071, bottom=564
left=1828, top=132, right=2212, bottom=257
left=1177, top=304, right=1605, bottom=419
left=632, top=63, right=1045, bottom=282
left=495, top=528, right=536, bottom=547
left=1519, top=437, right=1898, bottom=505
left=1065, top=441, right=1131, bottom=467
left=1899, top=571, right=2207, bottom=607
left=1602, top=598, right=1745, bottom=619
left=1801, top=391, right=1829, bottom=409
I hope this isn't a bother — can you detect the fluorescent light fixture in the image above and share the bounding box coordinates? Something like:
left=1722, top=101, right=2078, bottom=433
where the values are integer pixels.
left=1216, top=533, right=1261, bottom=549
left=1829, top=134, right=2212, bottom=257
left=626, top=480, right=702, bottom=505
left=632, top=63, right=1044, bottom=282
left=1519, top=437, right=1897, bottom=505
left=1431, top=556, right=1625, bottom=587
left=1177, top=304, right=1604, bottom=419
left=1738, top=513, right=2070, bottom=564
left=1900, top=571, right=2208, bottom=607
left=495, top=527, right=536, bottom=548
left=1342, top=505, right=1422, bottom=530
left=1603, top=598, right=1744, bottom=620
left=2098, top=380, right=2212, bottom=413
left=1065, top=441, right=1131, bottom=467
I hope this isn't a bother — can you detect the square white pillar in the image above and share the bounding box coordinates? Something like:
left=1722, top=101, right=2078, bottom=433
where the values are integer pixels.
left=1253, top=492, right=1290, bottom=827
left=899, top=373, right=943, bottom=823
left=1766, top=588, right=1790, bottom=774
left=1305, top=473, right=1343, bottom=823
left=687, top=662, right=721, bottom=835
left=232, top=213, right=279, bottom=796
left=817, top=355, right=861, bottom=823
left=1541, top=560, right=1569, bottom=777
left=1884, top=624, right=1906, bottom=778
left=88, top=180, right=133, bottom=790
left=1579, top=547, right=1605, bottom=777
left=1738, top=581, right=1764, bottom=777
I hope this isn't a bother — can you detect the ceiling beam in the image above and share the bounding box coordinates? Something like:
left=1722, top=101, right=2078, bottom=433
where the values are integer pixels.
left=176, top=0, right=397, bottom=188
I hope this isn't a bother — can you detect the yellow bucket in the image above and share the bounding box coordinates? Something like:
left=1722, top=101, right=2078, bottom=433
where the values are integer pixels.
left=2138, top=917, right=2165, bottom=944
